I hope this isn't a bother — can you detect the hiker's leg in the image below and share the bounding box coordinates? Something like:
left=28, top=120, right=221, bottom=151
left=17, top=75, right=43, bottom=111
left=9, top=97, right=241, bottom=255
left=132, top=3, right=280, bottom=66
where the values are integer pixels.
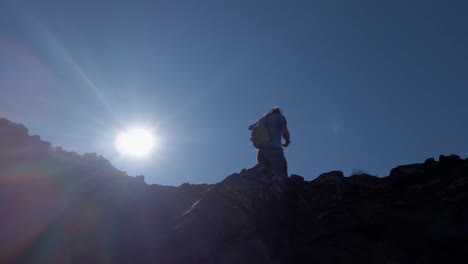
left=257, top=149, right=270, bottom=168
left=258, top=149, right=287, bottom=176
left=269, top=149, right=288, bottom=177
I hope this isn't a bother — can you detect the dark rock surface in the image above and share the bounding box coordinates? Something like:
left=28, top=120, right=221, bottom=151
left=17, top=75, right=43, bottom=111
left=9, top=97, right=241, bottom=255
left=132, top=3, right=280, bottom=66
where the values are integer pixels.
left=1, top=118, right=467, bottom=263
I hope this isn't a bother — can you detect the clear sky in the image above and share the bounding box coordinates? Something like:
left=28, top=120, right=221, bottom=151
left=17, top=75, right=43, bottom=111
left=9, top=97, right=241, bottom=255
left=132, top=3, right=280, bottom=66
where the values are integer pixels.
left=1, top=0, right=467, bottom=186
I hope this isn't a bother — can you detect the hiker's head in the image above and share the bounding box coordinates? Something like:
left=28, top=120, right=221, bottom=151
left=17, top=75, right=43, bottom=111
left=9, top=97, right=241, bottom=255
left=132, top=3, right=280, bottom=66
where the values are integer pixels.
left=265, top=106, right=282, bottom=116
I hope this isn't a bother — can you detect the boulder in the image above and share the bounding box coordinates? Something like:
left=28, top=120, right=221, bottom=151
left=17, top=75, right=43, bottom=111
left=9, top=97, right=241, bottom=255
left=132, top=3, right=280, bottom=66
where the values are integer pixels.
left=290, top=174, right=304, bottom=182
left=312, top=170, right=344, bottom=185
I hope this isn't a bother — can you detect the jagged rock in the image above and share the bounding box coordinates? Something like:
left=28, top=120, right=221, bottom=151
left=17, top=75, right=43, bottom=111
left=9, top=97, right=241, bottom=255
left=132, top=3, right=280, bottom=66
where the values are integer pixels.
left=0, top=118, right=28, bottom=137
left=388, top=163, right=426, bottom=188
left=340, top=173, right=382, bottom=196
left=135, top=175, right=145, bottom=182
left=424, top=157, right=438, bottom=172
left=83, top=152, right=98, bottom=159
left=159, top=166, right=289, bottom=263
left=439, top=154, right=464, bottom=167
left=390, top=163, right=424, bottom=177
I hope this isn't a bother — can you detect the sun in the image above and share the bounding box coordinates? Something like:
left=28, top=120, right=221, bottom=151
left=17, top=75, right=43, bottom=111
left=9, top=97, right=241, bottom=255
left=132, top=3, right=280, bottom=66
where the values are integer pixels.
left=115, top=128, right=156, bottom=157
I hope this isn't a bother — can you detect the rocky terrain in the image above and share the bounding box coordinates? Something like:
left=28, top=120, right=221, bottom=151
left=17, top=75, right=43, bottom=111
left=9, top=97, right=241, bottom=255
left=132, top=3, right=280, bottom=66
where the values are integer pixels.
left=1, top=118, right=467, bottom=263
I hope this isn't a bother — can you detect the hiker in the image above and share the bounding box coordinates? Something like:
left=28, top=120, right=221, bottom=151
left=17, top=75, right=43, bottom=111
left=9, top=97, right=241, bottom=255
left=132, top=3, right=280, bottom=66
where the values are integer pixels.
left=248, top=106, right=291, bottom=176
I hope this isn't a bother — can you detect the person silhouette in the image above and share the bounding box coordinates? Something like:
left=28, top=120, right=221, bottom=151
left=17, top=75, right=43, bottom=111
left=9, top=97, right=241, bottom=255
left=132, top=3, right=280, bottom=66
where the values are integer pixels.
left=248, top=106, right=291, bottom=176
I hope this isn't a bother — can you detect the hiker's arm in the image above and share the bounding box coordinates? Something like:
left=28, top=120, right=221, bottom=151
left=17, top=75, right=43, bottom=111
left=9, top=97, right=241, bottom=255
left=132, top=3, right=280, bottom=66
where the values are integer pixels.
left=281, top=123, right=291, bottom=147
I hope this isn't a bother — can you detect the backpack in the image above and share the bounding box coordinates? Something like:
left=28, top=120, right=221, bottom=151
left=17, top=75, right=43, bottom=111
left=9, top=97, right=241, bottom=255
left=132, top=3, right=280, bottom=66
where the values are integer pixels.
left=250, top=118, right=271, bottom=149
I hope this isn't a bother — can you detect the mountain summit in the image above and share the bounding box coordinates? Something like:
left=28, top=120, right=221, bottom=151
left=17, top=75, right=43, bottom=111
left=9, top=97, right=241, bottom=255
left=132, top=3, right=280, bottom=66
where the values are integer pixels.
left=0, top=118, right=467, bottom=263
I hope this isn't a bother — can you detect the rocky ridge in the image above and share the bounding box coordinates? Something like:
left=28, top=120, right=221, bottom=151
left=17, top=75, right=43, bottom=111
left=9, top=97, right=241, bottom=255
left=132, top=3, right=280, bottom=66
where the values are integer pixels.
left=0, top=118, right=467, bottom=263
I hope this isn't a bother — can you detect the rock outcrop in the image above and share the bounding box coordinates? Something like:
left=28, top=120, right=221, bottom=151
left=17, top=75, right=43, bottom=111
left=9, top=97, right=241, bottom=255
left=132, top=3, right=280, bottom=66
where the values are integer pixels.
left=0, top=118, right=467, bottom=263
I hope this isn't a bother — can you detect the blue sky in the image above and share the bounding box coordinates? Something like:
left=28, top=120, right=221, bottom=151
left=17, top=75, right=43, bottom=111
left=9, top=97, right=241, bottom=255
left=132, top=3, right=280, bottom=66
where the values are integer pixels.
left=1, top=0, right=467, bottom=186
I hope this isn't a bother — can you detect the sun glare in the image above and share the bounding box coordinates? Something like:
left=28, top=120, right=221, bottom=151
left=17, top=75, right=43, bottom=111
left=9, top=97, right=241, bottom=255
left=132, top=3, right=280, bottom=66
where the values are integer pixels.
left=115, top=128, right=156, bottom=157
